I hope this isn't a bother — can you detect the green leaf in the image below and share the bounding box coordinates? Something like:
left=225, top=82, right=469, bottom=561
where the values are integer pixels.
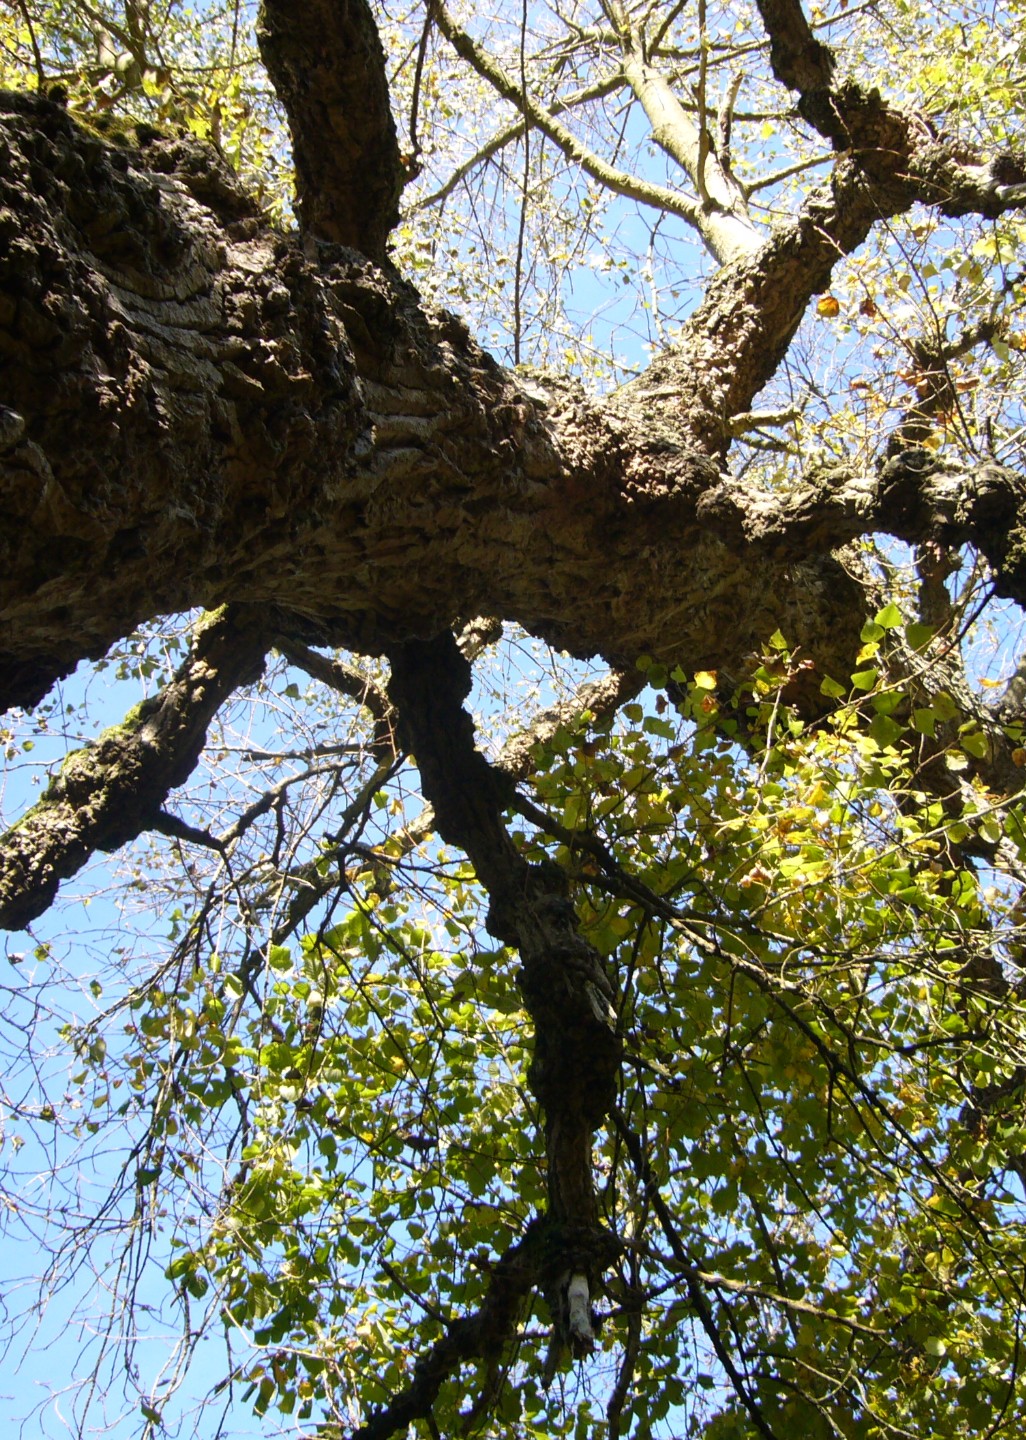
left=850, top=667, right=879, bottom=691
left=869, top=713, right=905, bottom=748
left=905, top=622, right=935, bottom=652
left=931, top=690, right=960, bottom=722
left=960, top=730, right=989, bottom=759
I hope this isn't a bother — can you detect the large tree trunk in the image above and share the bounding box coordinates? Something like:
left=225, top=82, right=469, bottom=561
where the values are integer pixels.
left=2, top=87, right=1024, bottom=713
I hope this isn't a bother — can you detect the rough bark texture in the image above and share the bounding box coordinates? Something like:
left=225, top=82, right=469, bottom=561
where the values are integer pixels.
left=3, top=87, right=1023, bottom=718
left=256, top=0, right=403, bottom=260
left=388, top=635, right=620, bottom=1213
left=387, top=633, right=621, bottom=1376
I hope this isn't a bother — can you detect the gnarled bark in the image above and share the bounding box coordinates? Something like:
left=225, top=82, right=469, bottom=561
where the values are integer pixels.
left=2, top=87, right=1023, bottom=719
left=256, top=0, right=403, bottom=260
left=388, top=633, right=621, bottom=1372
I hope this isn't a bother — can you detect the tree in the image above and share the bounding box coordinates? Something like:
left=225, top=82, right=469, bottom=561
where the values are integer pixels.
left=2, top=0, right=1026, bottom=1435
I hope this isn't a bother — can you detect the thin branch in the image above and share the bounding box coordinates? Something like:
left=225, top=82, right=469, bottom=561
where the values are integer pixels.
left=350, top=1222, right=544, bottom=1440
left=717, top=70, right=743, bottom=177
left=432, top=0, right=704, bottom=229
left=409, top=66, right=624, bottom=205
left=257, top=0, right=402, bottom=255
left=649, top=0, right=689, bottom=56
left=695, top=0, right=712, bottom=209
left=274, top=633, right=397, bottom=761
left=612, top=1111, right=783, bottom=1440
left=15, top=0, right=46, bottom=88
left=743, top=150, right=831, bottom=196
left=606, top=1286, right=642, bottom=1438
left=406, top=2, right=435, bottom=178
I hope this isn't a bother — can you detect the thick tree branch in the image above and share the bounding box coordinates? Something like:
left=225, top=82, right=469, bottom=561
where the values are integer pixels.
left=387, top=635, right=619, bottom=1192
left=388, top=633, right=620, bottom=1358
left=754, top=0, right=835, bottom=96
left=756, top=0, right=1026, bottom=217
left=0, top=606, right=268, bottom=930
left=1, top=90, right=1024, bottom=733
left=615, top=0, right=1024, bottom=448
left=604, top=2, right=759, bottom=263
left=256, top=0, right=403, bottom=259
left=0, top=91, right=870, bottom=709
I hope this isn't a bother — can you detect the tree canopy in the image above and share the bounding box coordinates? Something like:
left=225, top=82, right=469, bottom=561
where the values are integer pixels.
left=2, top=1, right=1026, bottom=1437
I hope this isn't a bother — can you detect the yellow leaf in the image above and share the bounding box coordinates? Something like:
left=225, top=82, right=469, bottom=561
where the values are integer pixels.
left=817, top=295, right=841, bottom=318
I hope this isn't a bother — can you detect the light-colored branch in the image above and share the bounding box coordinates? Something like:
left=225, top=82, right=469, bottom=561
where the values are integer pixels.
left=743, top=150, right=831, bottom=196
left=432, top=0, right=705, bottom=231
left=695, top=0, right=712, bottom=210
left=728, top=407, right=799, bottom=436
left=717, top=70, right=743, bottom=177
left=603, top=7, right=759, bottom=262
left=648, top=0, right=689, bottom=56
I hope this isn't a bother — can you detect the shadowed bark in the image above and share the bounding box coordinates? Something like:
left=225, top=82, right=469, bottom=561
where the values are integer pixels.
left=1, top=87, right=1024, bottom=718
left=388, top=633, right=621, bottom=1366
left=257, top=0, right=403, bottom=259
